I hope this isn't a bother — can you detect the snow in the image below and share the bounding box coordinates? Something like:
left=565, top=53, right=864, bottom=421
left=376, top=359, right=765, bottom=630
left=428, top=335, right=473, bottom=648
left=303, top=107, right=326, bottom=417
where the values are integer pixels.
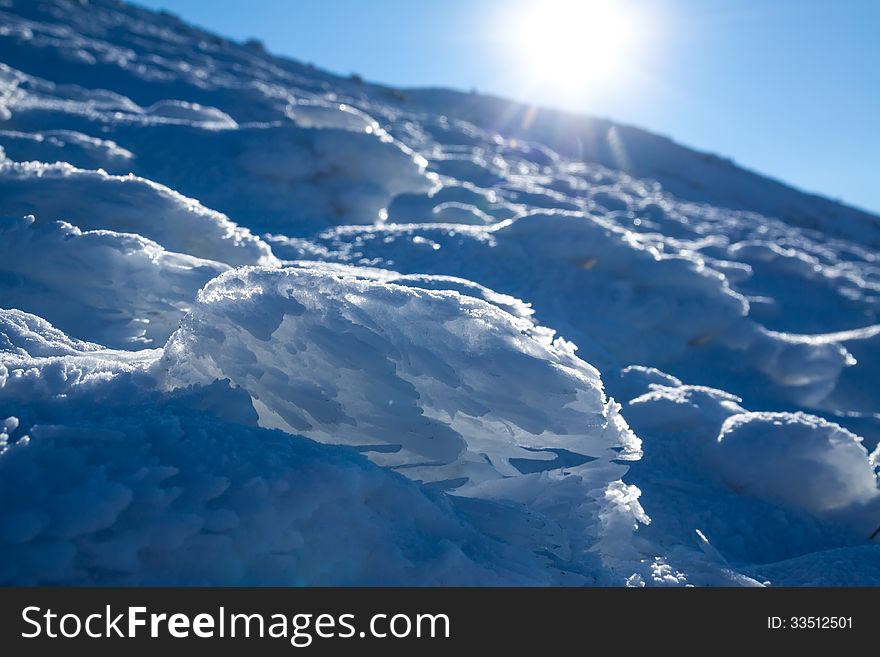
left=0, top=303, right=636, bottom=585
left=716, top=412, right=879, bottom=516
left=304, top=211, right=855, bottom=409
left=1, top=0, right=879, bottom=586
left=155, top=265, right=645, bottom=576
left=122, top=120, right=433, bottom=233
left=0, top=160, right=276, bottom=266
left=617, top=368, right=880, bottom=575
left=0, top=128, right=134, bottom=169
left=0, top=361, right=554, bottom=583
left=0, top=215, right=228, bottom=347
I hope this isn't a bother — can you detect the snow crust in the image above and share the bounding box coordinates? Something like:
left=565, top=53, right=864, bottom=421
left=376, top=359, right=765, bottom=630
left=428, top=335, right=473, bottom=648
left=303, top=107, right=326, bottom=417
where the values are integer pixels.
left=1, top=0, right=879, bottom=585
left=0, top=311, right=556, bottom=585
left=0, top=215, right=228, bottom=347
left=0, top=160, right=275, bottom=266
left=716, top=412, right=878, bottom=515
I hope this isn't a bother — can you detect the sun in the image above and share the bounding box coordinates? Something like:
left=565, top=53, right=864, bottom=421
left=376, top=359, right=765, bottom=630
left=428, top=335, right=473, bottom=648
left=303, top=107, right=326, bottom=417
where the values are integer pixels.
left=503, top=0, right=642, bottom=96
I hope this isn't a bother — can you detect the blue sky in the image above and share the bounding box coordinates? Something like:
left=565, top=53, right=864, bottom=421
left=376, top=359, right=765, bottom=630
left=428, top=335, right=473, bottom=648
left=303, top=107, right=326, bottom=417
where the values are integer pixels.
left=136, top=0, right=880, bottom=214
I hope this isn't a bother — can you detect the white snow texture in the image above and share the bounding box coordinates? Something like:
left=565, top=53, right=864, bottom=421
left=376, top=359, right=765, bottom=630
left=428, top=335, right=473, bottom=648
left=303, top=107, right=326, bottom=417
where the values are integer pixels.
left=0, top=0, right=878, bottom=586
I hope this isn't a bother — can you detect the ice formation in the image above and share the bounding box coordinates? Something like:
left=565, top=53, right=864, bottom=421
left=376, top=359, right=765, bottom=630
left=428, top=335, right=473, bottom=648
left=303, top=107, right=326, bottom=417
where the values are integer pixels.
left=1, top=0, right=878, bottom=585
left=0, top=310, right=553, bottom=585
left=0, top=215, right=228, bottom=347
left=0, top=161, right=275, bottom=266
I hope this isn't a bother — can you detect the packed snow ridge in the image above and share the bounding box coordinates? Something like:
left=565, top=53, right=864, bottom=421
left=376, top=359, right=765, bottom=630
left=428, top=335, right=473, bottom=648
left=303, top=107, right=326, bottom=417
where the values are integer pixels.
left=1, top=0, right=878, bottom=585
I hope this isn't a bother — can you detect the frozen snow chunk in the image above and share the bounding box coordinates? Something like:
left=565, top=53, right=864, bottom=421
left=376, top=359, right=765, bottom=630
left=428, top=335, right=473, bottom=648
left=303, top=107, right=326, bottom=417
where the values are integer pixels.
left=386, top=273, right=535, bottom=322
left=0, top=161, right=276, bottom=266
left=159, top=266, right=637, bottom=479
left=284, top=262, right=536, bottom=323
left=0, top=129, right=133, bottom=171
left=144, top=100, right=237, bottom=129
left=315, top=211, right=855, bottom=408
left=0, top=309, right=158, bottom=400
left=286, top=100, right=378, bottom=132
left=127, top=122, right=433, bottom=233
left=0, top=304, right=636, bottom=583
left=157, top=266, right=646, bottom=568
left=737, top=328, right=853, bottom=407
left=616, top=365, right=683, bottom=401
left=716, top=412, right=879, bottom=514
left=628, top=385, right=746, bottom=436
left=0, top=215, right=229, bottom=347
left=0, top=308, right=102, bottom=358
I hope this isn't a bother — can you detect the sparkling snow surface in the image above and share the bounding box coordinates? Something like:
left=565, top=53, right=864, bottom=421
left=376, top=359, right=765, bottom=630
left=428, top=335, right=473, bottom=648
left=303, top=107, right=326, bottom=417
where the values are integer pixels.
left=0, top=0, right=878, bottom=585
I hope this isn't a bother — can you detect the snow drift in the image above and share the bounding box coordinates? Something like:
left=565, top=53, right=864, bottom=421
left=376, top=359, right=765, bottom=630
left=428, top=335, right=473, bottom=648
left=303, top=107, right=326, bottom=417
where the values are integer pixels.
left=0, top=215, right=228, bottom=347
left=1, top=0, right=879, bottom=586
left=156, top=266, right=647, bottom=575
left=0, top=312, right=553, bottom=585
left=0, top=160, right=275, bottom=266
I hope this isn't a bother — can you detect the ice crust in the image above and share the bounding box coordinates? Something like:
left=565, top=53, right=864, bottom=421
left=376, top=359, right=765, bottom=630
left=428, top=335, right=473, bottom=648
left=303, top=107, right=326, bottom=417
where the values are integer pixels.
left=1, top=0, right=878, bottom=585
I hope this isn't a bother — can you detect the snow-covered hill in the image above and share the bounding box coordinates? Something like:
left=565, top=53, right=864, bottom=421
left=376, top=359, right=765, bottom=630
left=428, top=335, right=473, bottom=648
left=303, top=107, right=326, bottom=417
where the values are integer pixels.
left=1, top=0, right=878, bottom=585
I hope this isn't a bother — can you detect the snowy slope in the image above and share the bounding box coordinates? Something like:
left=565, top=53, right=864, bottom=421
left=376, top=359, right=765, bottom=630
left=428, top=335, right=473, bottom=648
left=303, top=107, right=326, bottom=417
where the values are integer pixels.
left=0, top=0, right=878, bottom=586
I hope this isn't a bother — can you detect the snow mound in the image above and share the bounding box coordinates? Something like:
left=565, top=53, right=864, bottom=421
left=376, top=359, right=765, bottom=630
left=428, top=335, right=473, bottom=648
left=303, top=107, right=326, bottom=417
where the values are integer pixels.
left=315, top=211, right=853, bottom=408
left=0, top=309, right=158, bottom=402
left=143, top=100, right=237, bottom=128
left=0, top=160, right=276, bottom=266
left=615, top=365, right=683, bottom=401
left=0, top=307, right=636, bottom=584
left=0, top=60, right=432, bottom=234
left=618, top=370, right=880, bottom=576
left=156, top=266, right=646, bottom=568
left=286, top=100, right=378, bottom=132
left=0, top=129, right=133, bottom=171
left=0, top=397, right=551, bottom=585
left=159, top=266, right=639, bottom=479
left=716, top=412, right=879, bottom=514
left=2, top=0, right=879, bottom=585
left=125, top=122, right=433, bottom=233
left=403, top=90, right=880, bottom=248
left=386, top=183, right=513, bottom=225
left=0, top=215, right=228, bottom=347
left=0, top=307, right=103, bottom=358
left=0, top=314, right=552, bottom=584
left=627, top=385, right=746, bottom=437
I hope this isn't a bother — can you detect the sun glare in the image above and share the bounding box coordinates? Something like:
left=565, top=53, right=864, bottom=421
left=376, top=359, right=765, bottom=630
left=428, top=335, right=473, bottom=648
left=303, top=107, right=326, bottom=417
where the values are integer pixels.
left=504, top=0, right=641, bottom=96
